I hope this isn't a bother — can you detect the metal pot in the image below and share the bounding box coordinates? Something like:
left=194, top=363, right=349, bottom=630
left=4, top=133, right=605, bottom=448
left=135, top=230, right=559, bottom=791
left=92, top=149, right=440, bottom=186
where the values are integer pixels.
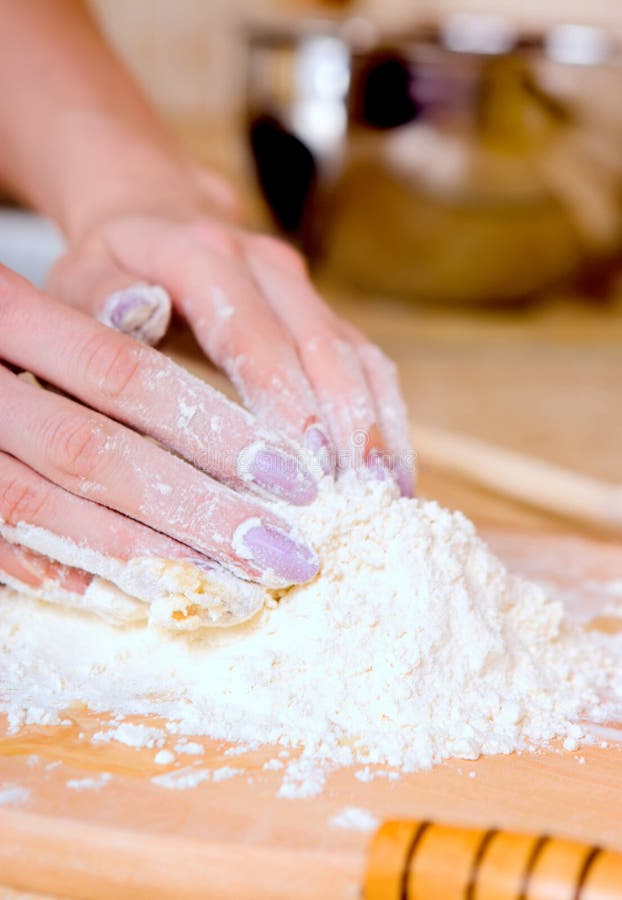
left=245, top=16, right=622, bottom=305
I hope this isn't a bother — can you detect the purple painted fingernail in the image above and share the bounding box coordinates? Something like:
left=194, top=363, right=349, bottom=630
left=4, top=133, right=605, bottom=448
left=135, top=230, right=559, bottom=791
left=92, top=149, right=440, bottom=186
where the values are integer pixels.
left=365, top=451, right=416, bottom=497
left=99, top=284, right=172, bottom=345
left=183, top=556, right=218, bottom=572
left=239, top=444, right=318, bottom=506
left=365, top=450, right=394, bottom=482
left=234, top=521, right=319, bottom=585
left=304, top=424, right=334, bottom=475
left=394, top=460, right=416, bottom=498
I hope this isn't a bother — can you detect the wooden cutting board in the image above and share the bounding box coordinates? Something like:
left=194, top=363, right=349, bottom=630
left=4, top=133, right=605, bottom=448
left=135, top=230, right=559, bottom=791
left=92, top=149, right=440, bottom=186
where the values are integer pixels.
left=0, top=527, right=621, bottom=900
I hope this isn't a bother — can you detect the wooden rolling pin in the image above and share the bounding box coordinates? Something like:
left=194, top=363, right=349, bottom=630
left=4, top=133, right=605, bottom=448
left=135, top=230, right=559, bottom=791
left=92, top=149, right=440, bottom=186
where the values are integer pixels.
left=365, top=821, right=622, bottom=899
left=412, top=424, right=622, bottom=535
left=2, top=808, right=621, bottom=899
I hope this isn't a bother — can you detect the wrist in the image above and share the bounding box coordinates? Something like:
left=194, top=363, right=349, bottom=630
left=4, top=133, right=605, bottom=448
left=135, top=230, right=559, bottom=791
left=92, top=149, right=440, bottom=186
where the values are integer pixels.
left=51, top=110, right=223, bottom=241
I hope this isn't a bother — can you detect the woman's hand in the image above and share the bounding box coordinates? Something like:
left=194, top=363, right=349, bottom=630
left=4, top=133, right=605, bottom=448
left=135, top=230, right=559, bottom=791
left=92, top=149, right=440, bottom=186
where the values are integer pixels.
left=0, top=265, right=321, bottom=588
left=0, top=0, right=413, bottom=496
left=47, top=197, right=415, bottom=497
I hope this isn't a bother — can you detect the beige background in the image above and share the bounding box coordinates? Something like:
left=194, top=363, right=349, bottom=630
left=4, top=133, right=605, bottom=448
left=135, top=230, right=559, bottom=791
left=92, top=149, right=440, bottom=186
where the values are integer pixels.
left=89, top=0, right=622, bottom=116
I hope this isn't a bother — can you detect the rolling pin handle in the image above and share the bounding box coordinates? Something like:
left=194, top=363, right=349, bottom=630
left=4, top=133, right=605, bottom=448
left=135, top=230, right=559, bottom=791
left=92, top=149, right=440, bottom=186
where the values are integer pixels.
left=364, top=821, right=622, bottom=900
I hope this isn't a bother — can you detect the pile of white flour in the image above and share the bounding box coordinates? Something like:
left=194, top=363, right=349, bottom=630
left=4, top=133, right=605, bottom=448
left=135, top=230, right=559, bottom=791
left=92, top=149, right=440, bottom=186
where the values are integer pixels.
left=0, top=474, right=619, bottom=795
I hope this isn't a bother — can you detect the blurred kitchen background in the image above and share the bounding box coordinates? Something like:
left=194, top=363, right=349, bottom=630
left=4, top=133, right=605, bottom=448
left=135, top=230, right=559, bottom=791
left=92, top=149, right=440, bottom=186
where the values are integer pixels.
left=82, top=0, right=622, bottom=308
left=1, top=0, right=621, bottom=528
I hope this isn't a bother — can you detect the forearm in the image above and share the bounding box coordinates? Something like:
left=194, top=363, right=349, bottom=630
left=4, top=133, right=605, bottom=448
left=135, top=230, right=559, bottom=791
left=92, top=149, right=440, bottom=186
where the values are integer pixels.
left=0, top=0, right=194, bottom=238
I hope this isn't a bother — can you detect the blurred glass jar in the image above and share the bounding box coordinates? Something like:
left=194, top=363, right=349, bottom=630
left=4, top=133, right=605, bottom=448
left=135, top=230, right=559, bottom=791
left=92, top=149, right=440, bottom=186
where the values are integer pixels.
left=245, top=17, right=622, bottom=305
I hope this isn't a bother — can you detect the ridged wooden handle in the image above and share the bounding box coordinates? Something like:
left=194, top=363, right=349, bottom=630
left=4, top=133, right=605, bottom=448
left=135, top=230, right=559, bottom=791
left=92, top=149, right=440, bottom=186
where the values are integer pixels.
left=365, top=821, right=622, bottom=900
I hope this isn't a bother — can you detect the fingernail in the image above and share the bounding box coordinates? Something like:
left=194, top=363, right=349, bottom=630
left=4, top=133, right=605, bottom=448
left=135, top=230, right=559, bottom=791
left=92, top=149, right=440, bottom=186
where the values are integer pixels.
left=183, top=556, right=217, bottom=572
left=304, top=424, right=334, bottom=475
left=239, top=444, right=318, bottom=506
left=365, top=448, right=407, bottom=495
left=234, top=520, right=319, bottom=585
left=394, top=460, right=416, bottom=498
left=100, top=284, right=172, bottom=345
left=366, top=452, right=415, bottom=497
left=365, top=452, right=394, bottom=483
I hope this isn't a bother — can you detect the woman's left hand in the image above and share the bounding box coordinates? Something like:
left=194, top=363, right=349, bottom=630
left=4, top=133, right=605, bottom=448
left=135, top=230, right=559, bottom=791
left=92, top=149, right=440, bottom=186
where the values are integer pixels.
left=47, top=175, right=414, bottom=495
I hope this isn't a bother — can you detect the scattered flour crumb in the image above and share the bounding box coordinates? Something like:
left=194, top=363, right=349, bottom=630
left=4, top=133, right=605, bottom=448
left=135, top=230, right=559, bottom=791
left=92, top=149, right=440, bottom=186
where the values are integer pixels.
left=66, top=773, right=111, bottom=792
left=93, top=723, right=164, bottom=749
left=278, top=758, right=327, bottom=799
left=263, top=759, right=284, bottom=771
left=174, top=741, right=204, bottom=756
left=0, top=783, right=30, bottom=806
left=152, top=767, right=212, bottom=791
left=212, top=767, right=243, bottom=783
left=330, top=807, right=379, bottom=832
left=224, top=743, right=257, bottom=757
left=154, top=749, right=176, bottom=765
left=7, top=707, right=61, bottom=734
left=151, top=765, right=243, bottom=789
left=355, top=767, right=400, bottom=783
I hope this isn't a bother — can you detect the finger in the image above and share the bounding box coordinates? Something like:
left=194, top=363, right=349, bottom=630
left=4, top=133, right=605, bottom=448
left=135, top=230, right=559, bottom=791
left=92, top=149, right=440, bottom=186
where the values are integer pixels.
left=0, top=369, right=319, bottom=587
left=346, top=331, right=416, bottom=497
left=0, top=536, right=146, bottom=625
left=47, top=244, right=171, bottom=345
left=194, top=168, right=241, bottom=222
left=0, top=535, right=130, bottom=621
left=0, top=535, right=92, bottom=595
left=0, top=265, right=319, bottom=506
left=244, top=237, right=387, bottom=472
left=101, top=218, right=335, bottom=473
left=0, top=535, right=113, bottom=619
left=0, top=451, right=269, bottom=627
left=0, top=448, right=193, bottom=563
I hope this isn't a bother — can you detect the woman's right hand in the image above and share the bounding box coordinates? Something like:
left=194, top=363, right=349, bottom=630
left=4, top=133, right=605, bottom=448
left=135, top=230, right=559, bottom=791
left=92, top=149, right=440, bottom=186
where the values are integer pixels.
left=0, top=265, right=320, bottom=589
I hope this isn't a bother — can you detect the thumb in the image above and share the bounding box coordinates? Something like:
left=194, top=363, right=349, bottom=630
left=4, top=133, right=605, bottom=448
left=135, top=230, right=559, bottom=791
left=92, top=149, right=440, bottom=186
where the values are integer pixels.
left=47, top=243, right=171, bottom=346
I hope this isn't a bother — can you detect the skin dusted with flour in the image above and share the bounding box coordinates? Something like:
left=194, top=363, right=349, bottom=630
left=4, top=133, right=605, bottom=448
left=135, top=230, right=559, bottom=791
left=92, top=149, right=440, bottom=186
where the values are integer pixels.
left=0, top=0, right=415, bottom=601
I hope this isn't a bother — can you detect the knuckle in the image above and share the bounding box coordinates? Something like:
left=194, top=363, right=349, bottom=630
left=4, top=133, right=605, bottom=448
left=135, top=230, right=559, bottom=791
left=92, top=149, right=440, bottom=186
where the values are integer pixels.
left=188, top=221, right=244, bottom=261
left=79, top=331, right=142, bottom=400
left=365, top=342, right=398, bottom=378
left=42, top=412, right=107, bottom=481
left=251, top=236, right=307, bottom=275
left=301, top=324, right=338, bottom=356
left=0, top=475, right=49, bottom=525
